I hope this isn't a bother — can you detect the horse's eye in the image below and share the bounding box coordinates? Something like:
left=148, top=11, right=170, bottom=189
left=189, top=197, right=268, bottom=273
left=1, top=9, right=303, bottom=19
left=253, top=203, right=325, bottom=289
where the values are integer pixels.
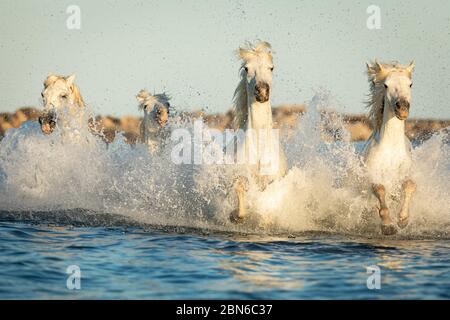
left=61, top=94, right=68, bottom=99
left=270, top=67, right=274, bottom=72
left=384, top=84, right=388, bottom=89
left=410, top=83, right=413, bottom=88
left=244, top=66, right=248, bottom=73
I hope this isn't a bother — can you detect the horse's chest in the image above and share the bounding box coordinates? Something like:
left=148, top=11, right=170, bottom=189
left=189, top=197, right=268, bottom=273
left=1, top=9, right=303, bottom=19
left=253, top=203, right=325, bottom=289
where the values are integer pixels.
left=144, top=126, right=169, bottom=152
left=366, top=142, right=412, bottom=185
left=249, top=107, right=272, bottom=130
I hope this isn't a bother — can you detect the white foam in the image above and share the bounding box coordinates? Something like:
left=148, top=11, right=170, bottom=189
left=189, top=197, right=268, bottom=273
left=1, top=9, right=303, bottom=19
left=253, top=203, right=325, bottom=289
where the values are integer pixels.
left=0, top=97, right=449, bottom=238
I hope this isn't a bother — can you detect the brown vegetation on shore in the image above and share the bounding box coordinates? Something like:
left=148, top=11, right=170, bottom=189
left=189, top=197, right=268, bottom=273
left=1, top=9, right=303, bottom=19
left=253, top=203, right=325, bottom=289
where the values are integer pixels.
left=1, top=105, right=449, bottom=143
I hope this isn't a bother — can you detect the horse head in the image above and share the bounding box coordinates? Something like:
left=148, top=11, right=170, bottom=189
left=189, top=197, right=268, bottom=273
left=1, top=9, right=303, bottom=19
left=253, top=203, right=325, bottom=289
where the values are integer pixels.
left=367, top=61, right=415, bottom=123
left=136, top=90, right=171, bottom=128
left=39, top=74, right=85, bottom=135
left=41, top=74, right=84, bottom=112
left=238, top=41, right=274, bottom=104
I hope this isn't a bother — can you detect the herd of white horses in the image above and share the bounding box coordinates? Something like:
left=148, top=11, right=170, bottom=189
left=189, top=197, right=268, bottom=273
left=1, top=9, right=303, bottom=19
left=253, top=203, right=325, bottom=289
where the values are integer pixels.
left=34, top=41, right=416, bottom=235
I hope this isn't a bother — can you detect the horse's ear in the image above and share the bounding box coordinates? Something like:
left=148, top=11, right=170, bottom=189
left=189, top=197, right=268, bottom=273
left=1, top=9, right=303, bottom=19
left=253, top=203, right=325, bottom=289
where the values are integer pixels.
left=238, top=48, right=253, bottom=61
left=406, top=60, right=415, bottom=73
left=366, top=62, right=378, bottom=84
left=66, top=74, right=76, bottom=89
left=374, top=60, right=384, bottom=72
left=136, top=89, right=150, bottom=105
left=44, top=74, right=59, bottom=87
left=237, top=48, right=246, bottom=59
left=366, top=62, right=378, bottom=77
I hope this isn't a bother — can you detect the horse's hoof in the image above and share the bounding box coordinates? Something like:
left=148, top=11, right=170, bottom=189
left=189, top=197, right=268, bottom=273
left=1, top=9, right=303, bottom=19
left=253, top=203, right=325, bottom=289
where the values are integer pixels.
left=381, top=223, right=397, bottom=236
left=398, top=217, right=409, bottom=229
left=230, top=210, right=245, bottom=224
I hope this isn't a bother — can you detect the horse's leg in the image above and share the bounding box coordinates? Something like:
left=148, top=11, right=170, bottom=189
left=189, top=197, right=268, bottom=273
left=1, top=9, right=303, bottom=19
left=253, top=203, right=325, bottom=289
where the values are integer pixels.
left=398, top=180, right=416, bottom=229
left=372, top=184, right=397, bottom=235
left=230, top=176, right=249, bottom=223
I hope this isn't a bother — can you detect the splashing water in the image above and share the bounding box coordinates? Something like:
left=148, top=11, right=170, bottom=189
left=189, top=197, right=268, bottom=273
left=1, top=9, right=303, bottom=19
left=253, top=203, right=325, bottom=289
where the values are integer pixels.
left=0, top=97, right=449, bottom=239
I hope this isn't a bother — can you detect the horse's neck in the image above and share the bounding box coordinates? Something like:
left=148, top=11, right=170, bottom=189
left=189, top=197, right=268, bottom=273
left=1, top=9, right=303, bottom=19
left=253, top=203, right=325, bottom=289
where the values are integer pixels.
left=365, top=100, right=412, bottom=186
left=67, top=95, right=84, bottom=112
left=377, top=104, right=407, bottom=150
left=57, top=99, right=84, bottom=118
left=141, top=111, right=160, bottom=143
left=56, top=101, right=85, bottom=132
left=242, top=99, right=286, bottom=179
left=246, top=99, right=273, bottom=131
left=244, top=99, right=275, bottom=153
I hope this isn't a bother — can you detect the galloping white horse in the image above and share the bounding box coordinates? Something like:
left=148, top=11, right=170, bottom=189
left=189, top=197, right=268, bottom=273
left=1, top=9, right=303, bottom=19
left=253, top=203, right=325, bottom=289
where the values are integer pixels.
left=229, top=41, right=287, bottom=222
left=364, top=61, right=416, bottom=235
left=39, top=74, right=86, bottom=135
left=136, top=89, right=171, bottom=154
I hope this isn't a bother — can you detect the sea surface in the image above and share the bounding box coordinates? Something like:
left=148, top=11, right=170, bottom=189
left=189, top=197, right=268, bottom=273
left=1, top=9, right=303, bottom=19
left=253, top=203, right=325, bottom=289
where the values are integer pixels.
left=0, top=214, right=449, bottom=299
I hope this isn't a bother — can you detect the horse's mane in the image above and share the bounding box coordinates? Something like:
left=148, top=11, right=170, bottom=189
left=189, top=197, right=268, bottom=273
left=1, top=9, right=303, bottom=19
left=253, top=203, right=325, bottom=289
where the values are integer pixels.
left=232, top=41, right=273, bottom=129
left=136, top=89, right=171, bottom=112
left=366, top=61, right=413, bottom=133
left=71, top=84, right=84, bottom=108
left=44, top=74, right=85, bottom=108
left=232, top=72, right=248, bottom=129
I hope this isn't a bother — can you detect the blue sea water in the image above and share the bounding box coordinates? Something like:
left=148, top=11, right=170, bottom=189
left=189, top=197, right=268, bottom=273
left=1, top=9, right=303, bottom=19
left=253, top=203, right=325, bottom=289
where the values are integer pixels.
left=0, top=217, right=449, bottom=300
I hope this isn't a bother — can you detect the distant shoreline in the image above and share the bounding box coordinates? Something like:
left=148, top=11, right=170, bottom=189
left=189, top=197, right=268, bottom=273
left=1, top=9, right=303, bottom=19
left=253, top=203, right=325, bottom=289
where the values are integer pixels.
left=1, top=105, right=449, bottom=143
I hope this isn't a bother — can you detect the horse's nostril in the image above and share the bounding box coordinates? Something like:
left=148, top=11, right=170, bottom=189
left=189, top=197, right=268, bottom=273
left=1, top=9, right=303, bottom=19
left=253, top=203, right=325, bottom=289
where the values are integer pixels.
left=254, top=83, right=270, bottom=102
left=396, top=101, right=410, bottom=110
left=255, top=83, right=269, bottom=93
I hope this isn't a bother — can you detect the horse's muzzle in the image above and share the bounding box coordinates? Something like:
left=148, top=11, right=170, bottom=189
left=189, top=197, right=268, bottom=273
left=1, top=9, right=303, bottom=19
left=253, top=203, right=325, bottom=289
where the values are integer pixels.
left=39, top=110, right=57, bottom=135
left=157, top=119, right=168, bottom=128
left=254, top=82, right=270, bottom=103
left=395, top=100, right=410, bottom=120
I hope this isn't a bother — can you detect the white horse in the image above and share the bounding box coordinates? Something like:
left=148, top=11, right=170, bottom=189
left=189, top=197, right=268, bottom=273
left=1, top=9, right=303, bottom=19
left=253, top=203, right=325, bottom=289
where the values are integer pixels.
left=39, top=74, right=86, bottom=136
left=229, top=41, right=288, bottom=222
left=136, top=89, right=171, bottom=154
left=363, top=61, right=416, bottom=235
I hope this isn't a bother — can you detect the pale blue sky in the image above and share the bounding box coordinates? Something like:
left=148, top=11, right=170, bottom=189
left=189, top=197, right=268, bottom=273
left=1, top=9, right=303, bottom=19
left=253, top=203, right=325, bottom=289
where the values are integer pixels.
left=1, top=0, right=449, bottom=118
